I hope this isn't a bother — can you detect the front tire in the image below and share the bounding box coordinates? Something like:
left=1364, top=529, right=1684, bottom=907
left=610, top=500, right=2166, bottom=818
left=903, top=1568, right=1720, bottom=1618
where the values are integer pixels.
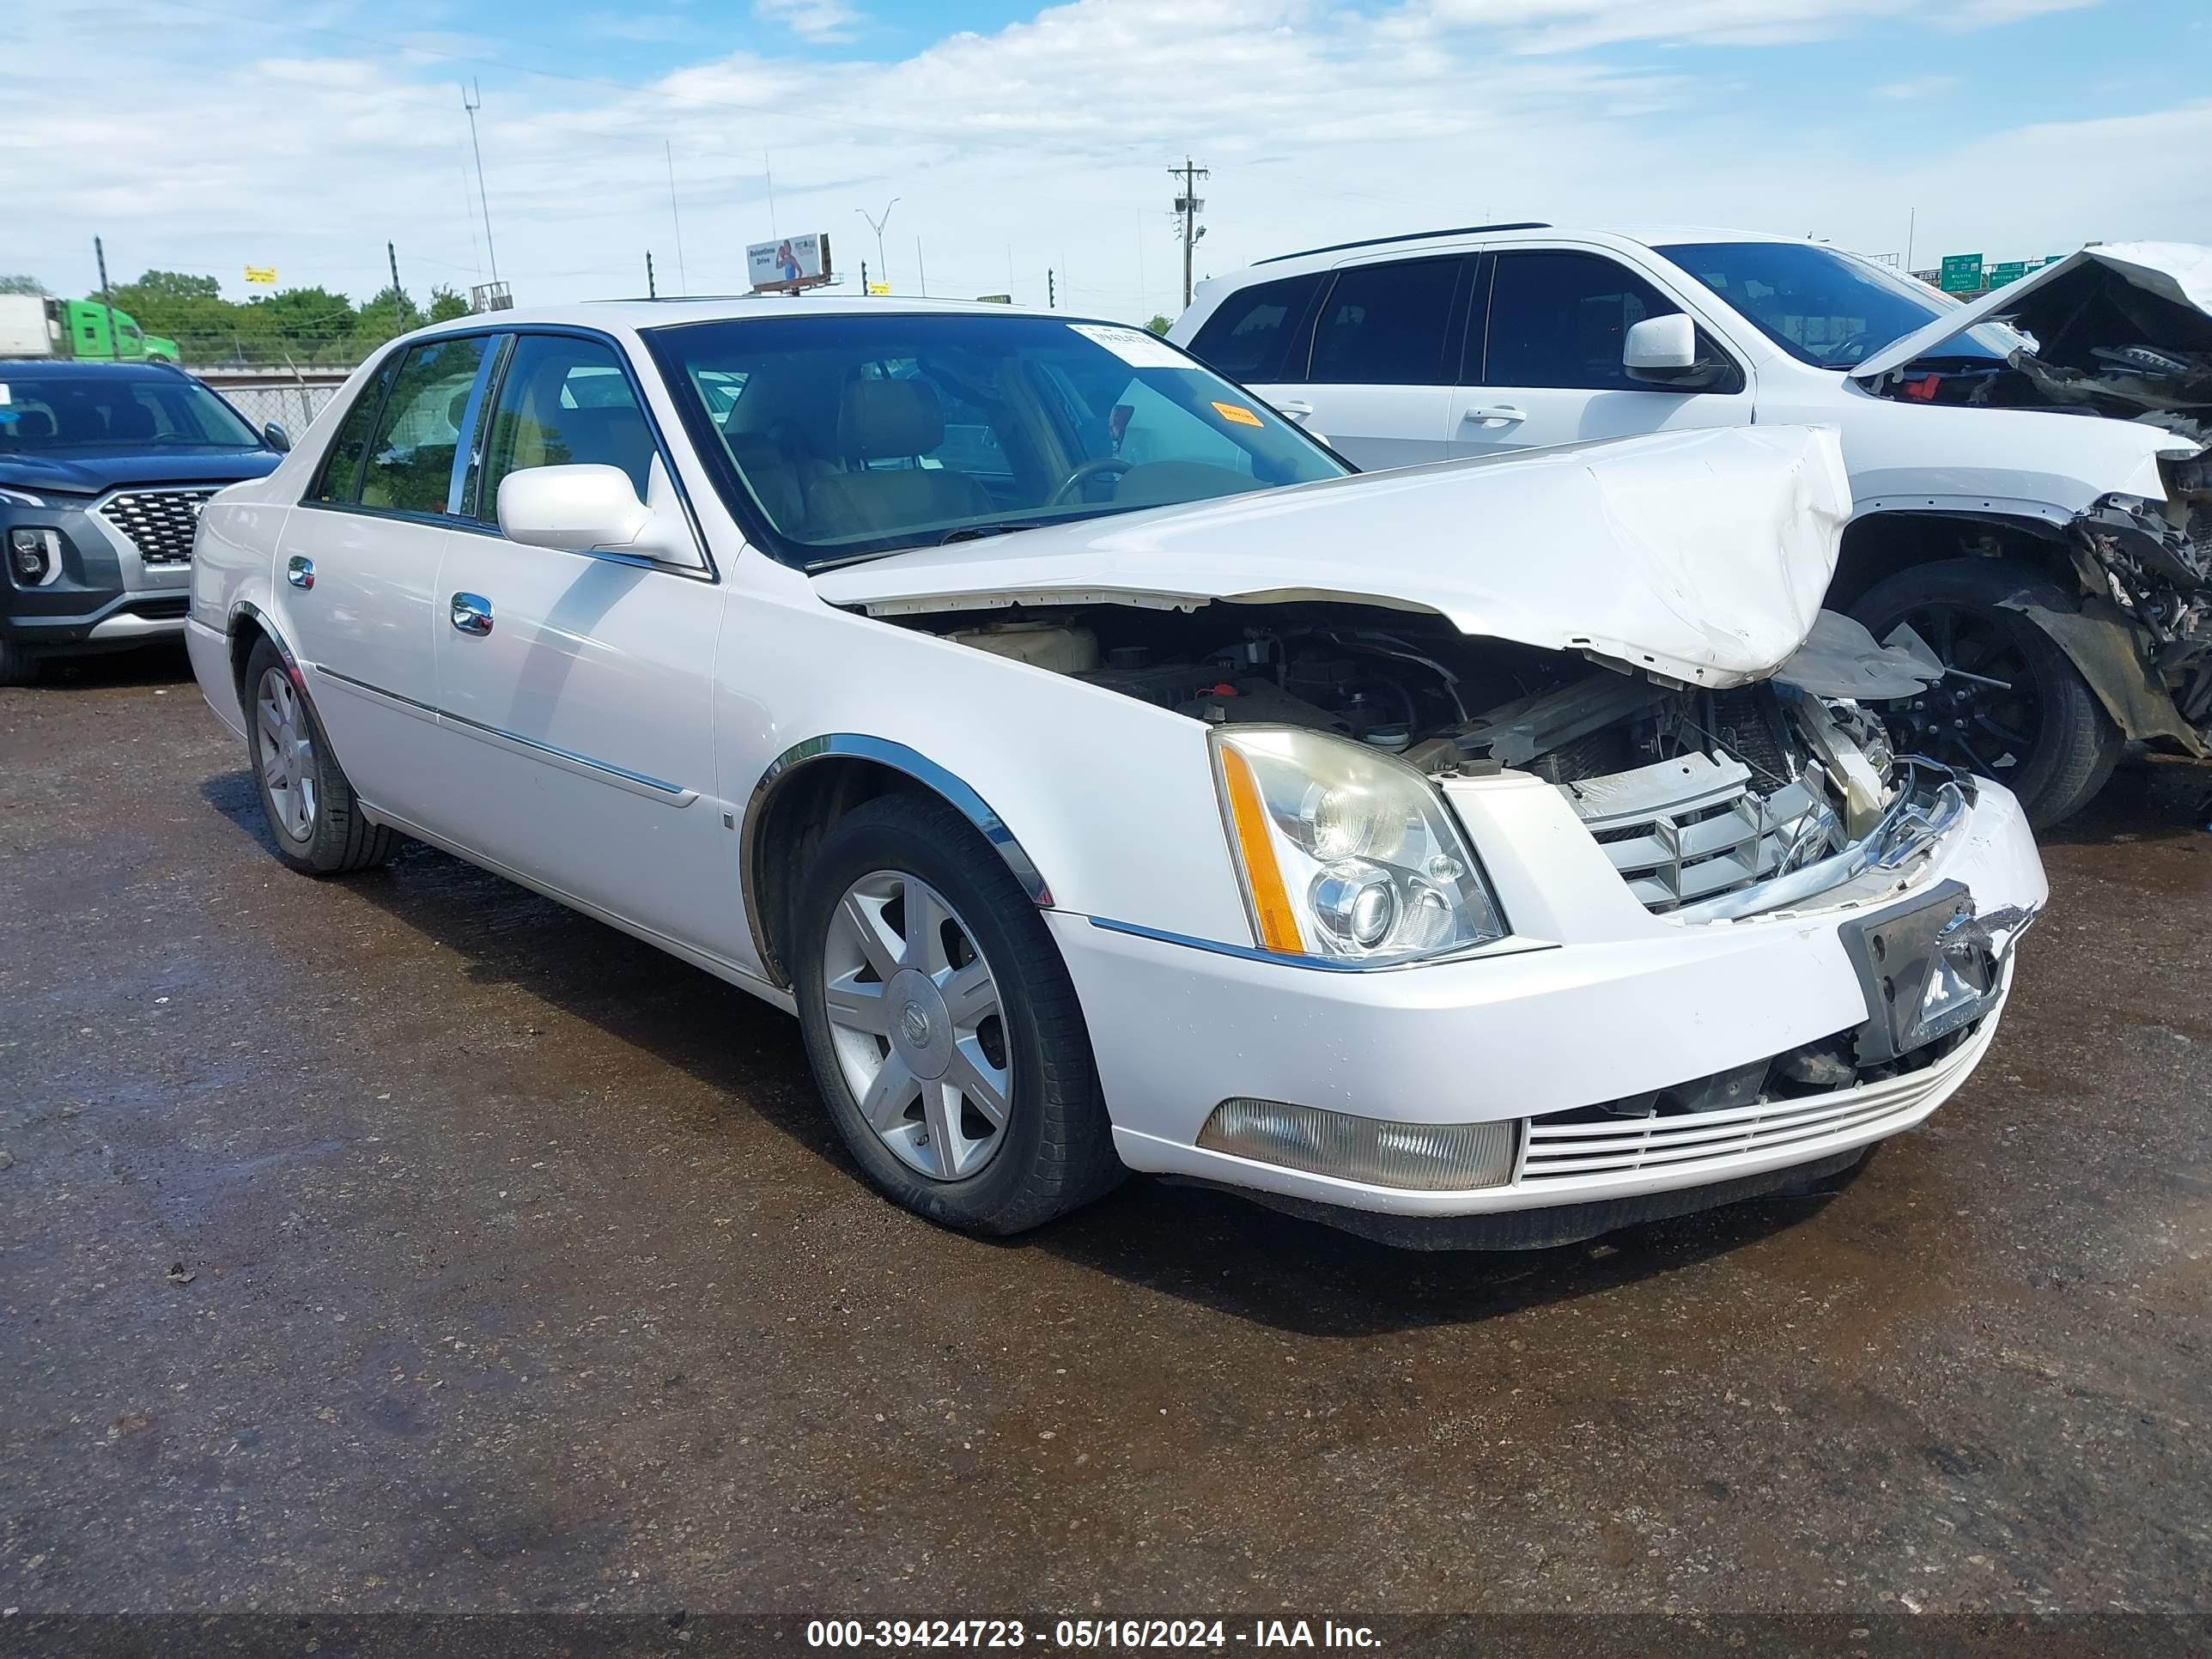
left=791, top=792, right=1122, bottom=1235
left=1849, top=558, right=2123, bottom=830
left=240, top=636, right=397, bottom=876
left=0, top=638, right=37, bottom=688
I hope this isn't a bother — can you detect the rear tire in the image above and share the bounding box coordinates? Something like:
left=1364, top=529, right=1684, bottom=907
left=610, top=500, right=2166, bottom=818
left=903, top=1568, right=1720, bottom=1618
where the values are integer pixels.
left=240, top=636, right=397, bottom=876
left=1849, top=558, right=2122, bottom=830
left=791, top=791, right=1122, bottom=1235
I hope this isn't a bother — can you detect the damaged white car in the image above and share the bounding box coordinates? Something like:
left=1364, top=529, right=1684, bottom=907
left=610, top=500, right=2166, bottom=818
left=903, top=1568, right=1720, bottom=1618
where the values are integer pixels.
left=184, top=301, right=2046, bottom=1247
left=1174, top=229, right=2212, bottom=826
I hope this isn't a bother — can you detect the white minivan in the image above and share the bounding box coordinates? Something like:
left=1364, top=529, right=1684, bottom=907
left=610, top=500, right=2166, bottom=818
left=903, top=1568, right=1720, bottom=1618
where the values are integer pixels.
left=1172, top=228, right=2212, bottom=827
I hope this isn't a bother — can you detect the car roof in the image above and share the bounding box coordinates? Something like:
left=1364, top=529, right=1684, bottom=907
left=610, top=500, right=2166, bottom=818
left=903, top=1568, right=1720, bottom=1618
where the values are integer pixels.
left=0, top=359, right=190, bottom=379
left=1224, top=223, right=1813, bottom=280
left=403, top=295, right=1066, bottom=341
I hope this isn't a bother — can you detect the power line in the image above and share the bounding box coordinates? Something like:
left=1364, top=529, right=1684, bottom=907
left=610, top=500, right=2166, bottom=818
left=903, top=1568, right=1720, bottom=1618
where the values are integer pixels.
left=1170, top=156, right=1208, bottom=311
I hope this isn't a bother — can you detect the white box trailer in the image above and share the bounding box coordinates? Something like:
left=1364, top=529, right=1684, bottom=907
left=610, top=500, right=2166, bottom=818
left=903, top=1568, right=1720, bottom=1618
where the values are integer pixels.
left=0, top=294, right=61, bottom=359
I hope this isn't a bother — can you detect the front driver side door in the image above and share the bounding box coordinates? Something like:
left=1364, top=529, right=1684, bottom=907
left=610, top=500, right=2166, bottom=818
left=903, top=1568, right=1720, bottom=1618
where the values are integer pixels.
left=429, top=330, right=737, bottom=957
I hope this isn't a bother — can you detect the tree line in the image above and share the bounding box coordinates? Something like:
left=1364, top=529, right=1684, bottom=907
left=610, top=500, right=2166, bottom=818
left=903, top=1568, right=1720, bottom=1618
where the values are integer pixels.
left=0, top=270, right=472, bottom=365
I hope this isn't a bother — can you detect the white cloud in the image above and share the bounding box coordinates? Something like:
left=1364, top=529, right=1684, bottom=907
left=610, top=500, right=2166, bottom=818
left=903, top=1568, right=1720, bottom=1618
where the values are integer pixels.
left=752, top=0, right=864, bottom=42
left=1872, top=75, right=1960, bottom=100
left=1409, top=0, right=2101, bottom=53
left=0, top=0, right=2196, bottom=327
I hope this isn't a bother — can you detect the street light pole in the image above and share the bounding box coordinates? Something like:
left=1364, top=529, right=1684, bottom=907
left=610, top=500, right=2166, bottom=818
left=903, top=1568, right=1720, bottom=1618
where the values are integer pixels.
left=855, top=198, right=900, bottom=293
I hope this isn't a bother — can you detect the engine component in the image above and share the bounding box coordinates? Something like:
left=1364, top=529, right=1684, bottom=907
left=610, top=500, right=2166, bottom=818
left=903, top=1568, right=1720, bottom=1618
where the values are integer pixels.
left=947, top=620, right=1099, bottom=673
left=1445, top=674, right=1670, bottom=770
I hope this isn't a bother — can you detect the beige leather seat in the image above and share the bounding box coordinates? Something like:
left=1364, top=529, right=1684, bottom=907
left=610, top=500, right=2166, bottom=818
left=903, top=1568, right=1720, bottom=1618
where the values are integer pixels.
left=803, top=380, right=994, bottom=541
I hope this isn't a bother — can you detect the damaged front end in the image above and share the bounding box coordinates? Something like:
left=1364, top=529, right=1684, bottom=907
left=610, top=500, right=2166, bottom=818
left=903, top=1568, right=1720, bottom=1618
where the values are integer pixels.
left=911, top=599, right=1967, bottom=926
left=2038, top=462, right=2212, bottom=752
left=1416, top=635, right=1968, bottom=921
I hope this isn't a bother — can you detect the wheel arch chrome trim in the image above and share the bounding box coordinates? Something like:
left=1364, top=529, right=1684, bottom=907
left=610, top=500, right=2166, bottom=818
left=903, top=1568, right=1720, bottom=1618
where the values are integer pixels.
left=227, top=599, right=334, bottom=742
left=739, top=734, right=1054, bottom=987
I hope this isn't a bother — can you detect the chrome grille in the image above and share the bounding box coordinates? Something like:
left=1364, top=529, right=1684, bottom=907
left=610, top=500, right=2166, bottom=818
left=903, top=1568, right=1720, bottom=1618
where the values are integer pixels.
left=1559, top=751, right=1828, bottom=915
left=96, top=488, right=217, bottom=564
left=1520, top=1065, right=1954, bottom=1182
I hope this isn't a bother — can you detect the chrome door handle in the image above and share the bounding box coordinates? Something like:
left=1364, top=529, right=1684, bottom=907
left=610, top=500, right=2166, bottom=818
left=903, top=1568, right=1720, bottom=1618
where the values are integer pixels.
left=450, top=592, right=494, bottom=636
left=286, top=556, right=313, bottom=589
left=1462, top=405, right=1528, bottom=427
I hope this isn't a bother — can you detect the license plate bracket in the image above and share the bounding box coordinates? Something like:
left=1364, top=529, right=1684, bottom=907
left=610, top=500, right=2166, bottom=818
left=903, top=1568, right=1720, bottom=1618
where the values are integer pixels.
left=1839, top=879, right=2006, bottom=1064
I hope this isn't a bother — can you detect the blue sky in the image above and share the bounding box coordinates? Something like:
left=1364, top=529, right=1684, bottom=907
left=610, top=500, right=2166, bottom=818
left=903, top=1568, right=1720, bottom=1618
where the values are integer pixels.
left=4, top=0, right=2207, bottom=323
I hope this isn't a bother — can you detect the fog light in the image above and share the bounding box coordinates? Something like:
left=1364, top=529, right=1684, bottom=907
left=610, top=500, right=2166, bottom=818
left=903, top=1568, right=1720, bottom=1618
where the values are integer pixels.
left=1197, top=1097, right=1516, bottom=1191
left=9, top=526, right=58, bottom=586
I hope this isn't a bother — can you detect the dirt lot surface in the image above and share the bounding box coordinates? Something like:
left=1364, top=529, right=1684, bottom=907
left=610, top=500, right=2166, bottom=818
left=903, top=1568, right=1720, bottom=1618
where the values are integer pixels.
left=3, top=647, right=2209, bottom=1620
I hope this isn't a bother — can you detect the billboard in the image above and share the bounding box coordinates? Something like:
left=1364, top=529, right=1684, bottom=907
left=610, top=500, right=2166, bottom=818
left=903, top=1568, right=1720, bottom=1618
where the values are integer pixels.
left=748, top=233, right=833, bottom=293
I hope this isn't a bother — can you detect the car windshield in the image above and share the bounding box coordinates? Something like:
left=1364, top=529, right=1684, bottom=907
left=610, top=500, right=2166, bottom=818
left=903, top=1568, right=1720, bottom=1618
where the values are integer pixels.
left=0, top=373, right=262, bottom=453
left=645, top=311, right=1348, bottom=566
left=1658, top=241, right=2015, bottom=370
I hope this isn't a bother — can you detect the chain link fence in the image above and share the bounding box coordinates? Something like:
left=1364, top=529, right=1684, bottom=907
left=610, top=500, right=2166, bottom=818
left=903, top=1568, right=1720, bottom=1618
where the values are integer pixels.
left=208, top=380, right=345, bottom=434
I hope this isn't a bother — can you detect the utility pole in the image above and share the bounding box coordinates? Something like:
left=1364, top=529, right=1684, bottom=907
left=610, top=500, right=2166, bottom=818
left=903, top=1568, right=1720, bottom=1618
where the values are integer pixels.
left=665, top=141, right=688, bottom=295
left=388, top=240, right=406, bottom=323
left=646, top=251, right=656, bottom=299
left=856, top=198, right=899, bottom=293
left=1048, top=268, right=1055, bottom=308
left=462, top=81, right=500, bottom=284
left=94, top=237, right=118, bottom=362
left=1170, top=156, right=1208, bottom=311
left=1905, top=208, right=1917, bottom=273
left=860, top=259, right=870, bottom=297
left=916, top=236, right=928, bottom=297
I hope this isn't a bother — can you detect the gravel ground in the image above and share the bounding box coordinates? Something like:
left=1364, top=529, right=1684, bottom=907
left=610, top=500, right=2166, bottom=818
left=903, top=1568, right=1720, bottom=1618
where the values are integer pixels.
left=2, top=645, right=2208, bottom=1620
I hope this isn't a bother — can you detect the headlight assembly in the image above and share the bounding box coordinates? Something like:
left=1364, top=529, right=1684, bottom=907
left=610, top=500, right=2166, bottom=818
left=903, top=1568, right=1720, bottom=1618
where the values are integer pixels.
left=0, top=488, right=47, bottom=508
left=1211, top=726, right=1506, bottom=965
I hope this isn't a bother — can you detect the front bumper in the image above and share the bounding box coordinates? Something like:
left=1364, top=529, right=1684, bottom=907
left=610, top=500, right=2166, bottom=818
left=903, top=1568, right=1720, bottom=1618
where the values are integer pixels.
left=1, top=493, right=192, bottom=652
left=1053, top=770, right=2046, bottom=1236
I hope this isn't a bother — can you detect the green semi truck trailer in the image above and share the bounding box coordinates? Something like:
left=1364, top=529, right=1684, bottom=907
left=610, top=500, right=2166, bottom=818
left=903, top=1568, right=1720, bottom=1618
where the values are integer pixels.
left=0, top=295, right=182, bottom=363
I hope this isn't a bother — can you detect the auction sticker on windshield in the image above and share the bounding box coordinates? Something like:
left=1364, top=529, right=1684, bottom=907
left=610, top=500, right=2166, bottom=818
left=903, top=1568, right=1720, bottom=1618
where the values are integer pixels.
left=1211, top=400, right=1263, bottom=427
left=1069, top=323, right=1188, bottom=369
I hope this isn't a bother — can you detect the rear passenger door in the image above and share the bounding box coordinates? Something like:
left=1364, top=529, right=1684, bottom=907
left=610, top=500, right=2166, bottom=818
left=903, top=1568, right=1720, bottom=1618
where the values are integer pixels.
left=429, top=331, right=736, bottom=956
left=279, top=332, right=494, bottom=813
left=1449, top=248, right=1750, bottom=457
left=1263, top=256, right=1472, bottom=471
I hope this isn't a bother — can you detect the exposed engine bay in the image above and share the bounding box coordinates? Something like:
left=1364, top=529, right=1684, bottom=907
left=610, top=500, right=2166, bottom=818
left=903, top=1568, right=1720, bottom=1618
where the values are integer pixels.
left=1865, top=249, right=2212, bottom=437
left=927, top=602, right=1966, bottom=920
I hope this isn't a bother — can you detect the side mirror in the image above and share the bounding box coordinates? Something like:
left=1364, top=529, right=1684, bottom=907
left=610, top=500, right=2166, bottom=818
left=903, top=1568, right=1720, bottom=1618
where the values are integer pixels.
left=263, top=421, right=291, bottom=453
left=1623, top=313, right=1698, bottom=373
left=495, top=459, right=703, bottom=568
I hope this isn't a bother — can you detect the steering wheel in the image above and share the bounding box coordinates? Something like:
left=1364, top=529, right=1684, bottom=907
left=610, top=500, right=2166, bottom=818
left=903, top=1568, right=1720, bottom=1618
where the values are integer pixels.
left=1823, top=330, right=1885, bottom=367
left=1047, top=456, right=1134, bottom=507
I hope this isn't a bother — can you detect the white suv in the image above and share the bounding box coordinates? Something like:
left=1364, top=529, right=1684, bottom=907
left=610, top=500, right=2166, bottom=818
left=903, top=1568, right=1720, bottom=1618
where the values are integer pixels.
left=1172, top=228, right=2212, bottom=827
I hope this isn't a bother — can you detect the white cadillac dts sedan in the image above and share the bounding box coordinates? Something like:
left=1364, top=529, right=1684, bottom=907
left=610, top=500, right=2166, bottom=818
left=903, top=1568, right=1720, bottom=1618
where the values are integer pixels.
left=185, top=299, right=2047, bottom=1249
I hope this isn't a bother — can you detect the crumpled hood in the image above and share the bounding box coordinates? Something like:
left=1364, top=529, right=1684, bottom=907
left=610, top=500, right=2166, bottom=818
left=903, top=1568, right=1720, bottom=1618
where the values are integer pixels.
left=0, top=447, right=280, bottom=497
left=1851, top=240, right=2212, bottom=394
left=815, top=424, right=1853, bottom=688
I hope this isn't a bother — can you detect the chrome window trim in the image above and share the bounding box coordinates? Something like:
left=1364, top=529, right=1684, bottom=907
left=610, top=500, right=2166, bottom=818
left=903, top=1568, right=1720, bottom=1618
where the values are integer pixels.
left=288, top=325, right=718, bottom=582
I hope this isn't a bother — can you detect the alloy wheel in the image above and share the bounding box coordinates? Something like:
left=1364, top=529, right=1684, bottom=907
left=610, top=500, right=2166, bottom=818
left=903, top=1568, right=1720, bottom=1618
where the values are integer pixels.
left=820, top=869, right=1014, bottom=1182
left=254, top=665, right=318, bottom=842
left=1881, top=603, right=2045, bottom=781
